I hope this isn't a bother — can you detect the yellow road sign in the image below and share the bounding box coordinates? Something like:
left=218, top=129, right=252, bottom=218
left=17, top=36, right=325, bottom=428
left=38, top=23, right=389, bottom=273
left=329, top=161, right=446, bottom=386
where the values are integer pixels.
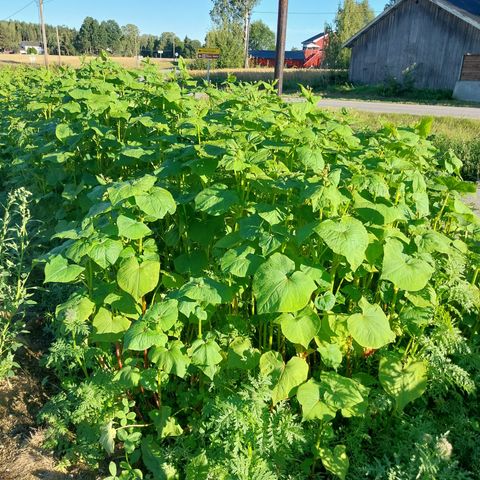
left=198, top=48, right=221, bottom=55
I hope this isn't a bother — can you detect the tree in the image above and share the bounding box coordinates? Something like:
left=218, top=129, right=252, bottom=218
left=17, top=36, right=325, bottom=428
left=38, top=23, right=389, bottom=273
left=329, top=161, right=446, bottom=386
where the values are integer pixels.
left=249, top=20, right=275, bottom=50
left=205, top=25, right=244, bottom=68
left=210, top=0, right=260, bottom=67
left=75, top=17, right=101, bottom=54
left=183, top=36, right=202, bottom=58
left=323, top=0, right=375, bottom=68
left=121, top=24, right=140, bottom=57
left=0, top=22, right=19, bottom=52
left=97, top=20, right=122, bottom=54
left=158, top=32, right=183, bottom=58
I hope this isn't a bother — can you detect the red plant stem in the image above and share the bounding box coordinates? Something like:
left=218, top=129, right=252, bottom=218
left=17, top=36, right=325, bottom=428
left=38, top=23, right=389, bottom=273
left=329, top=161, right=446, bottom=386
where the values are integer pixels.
left=115, top=342, right=123, bottom=369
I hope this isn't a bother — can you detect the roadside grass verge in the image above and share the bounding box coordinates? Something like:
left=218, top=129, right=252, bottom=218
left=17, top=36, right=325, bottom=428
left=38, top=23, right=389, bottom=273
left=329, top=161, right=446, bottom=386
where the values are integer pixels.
left=347, top=111, right=480, bottom=180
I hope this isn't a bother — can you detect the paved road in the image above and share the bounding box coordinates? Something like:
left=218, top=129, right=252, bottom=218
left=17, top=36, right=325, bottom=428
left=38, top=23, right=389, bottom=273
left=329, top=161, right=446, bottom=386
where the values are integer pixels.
left=316, top=98, right=480, bottom=119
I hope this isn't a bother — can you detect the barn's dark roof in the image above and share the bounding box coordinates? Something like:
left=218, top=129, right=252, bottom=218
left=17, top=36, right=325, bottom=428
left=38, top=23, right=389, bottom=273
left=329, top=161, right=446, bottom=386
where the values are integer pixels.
left=249, top=50, right=305, bottom=61
left=345, top=0, right=480, bottom=47
left=302, top=32, right=326, bottom=45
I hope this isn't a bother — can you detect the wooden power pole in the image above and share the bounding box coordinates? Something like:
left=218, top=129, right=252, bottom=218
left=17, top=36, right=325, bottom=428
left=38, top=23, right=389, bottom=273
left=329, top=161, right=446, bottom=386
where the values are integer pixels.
left=56, top=26, right=61, bottom=66
left=38, top=0, right=49, bottom=68
left=274, top=0, right=288, bottom=95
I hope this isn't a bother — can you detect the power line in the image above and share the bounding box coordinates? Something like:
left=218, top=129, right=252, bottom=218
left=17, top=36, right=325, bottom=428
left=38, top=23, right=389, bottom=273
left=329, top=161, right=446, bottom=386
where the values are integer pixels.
left=254, top=10, right=382, bottom=15
left=1, top=0, right=36, bottom=22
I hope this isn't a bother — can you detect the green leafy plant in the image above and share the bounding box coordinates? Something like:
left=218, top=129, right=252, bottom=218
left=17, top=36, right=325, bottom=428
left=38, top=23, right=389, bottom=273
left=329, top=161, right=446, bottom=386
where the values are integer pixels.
left=0, top=59, right=478, bottom=478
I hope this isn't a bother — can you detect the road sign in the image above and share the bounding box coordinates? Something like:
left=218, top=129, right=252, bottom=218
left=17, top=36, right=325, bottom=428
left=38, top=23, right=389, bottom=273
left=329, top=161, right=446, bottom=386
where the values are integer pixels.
left=197, top=47, right=220, bottom=59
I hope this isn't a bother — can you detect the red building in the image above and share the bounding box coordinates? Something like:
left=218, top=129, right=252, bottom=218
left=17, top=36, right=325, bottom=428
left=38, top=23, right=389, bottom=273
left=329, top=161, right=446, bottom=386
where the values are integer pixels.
left=250, top=32, right=328, bottom=68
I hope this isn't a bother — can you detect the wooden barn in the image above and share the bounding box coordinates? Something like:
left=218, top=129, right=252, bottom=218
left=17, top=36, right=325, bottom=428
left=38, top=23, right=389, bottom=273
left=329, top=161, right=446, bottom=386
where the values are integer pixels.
left=344, top=0, right=480, bottom=90
left=250, top=32, right=328, bottom=68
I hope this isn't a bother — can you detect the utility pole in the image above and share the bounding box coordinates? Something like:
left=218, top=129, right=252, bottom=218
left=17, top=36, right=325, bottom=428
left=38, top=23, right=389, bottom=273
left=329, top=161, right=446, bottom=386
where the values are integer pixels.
left=38, top=0, right=49, bottom=68
left=274, top=0, right=288, bottom=95
left=244, top=10, right=252, bottom=68
left=55, top=26, right=61, bottom=66
left=172, top=36, right=175, bottom=58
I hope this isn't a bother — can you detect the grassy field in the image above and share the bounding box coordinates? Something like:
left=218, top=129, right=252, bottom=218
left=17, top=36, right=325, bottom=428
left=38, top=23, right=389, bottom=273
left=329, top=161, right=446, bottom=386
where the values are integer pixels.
left=0, top=53, right=176, bottom=69
left=189, top=67, right=348, bottom=91
left=347, top=110, right=480, bottom=180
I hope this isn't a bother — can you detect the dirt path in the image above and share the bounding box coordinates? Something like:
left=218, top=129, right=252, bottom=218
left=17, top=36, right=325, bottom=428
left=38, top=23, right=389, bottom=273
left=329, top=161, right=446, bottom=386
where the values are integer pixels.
left=316, top=98, right=480, bottom=119
left=0, top=319, right=96, bottom=480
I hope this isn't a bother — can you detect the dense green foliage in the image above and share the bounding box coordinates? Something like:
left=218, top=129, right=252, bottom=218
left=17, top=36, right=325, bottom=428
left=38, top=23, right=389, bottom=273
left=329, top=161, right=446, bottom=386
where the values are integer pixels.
left=0, top=60, right=479, bottom=479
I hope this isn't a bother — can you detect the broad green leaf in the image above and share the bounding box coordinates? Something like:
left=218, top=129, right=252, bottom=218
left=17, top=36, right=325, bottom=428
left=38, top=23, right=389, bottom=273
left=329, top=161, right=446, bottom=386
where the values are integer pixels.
left=55, top=123, right=74, bottom=142
left=225, top=337, right=260, bottom=370
left=44, top=255, right=84, bottom=283
left=414, top=231, right=451, bottom=255
left=150, top=340, right=191, bottom=378
left=177, top=277, right=233, bottom=305
left=55, top=293, right=95, bottom=323
left=347, top=297, right=395, bottom=349
left=315, top=216, right=369, bottom=271
left=253, top=253, right=316, bottom=314
left=144, top=299, right=179, bottom=331
left=317, top=341, right=343, bottom=370
left=379, top=352, right=428, bottom=411
left=381, top=239, right=434, bottom=292
left=135, top=187, right=176, bottom=220
left=149, top=407, right=183, bottom=439
left=91, top=307, right=131, bottom=342
left=321, top=371, right=366, bottom=412
left=259, top=350, right=283, bottom=381
left=317, top=445, right=349, bottom=480
left=117, top=215, right=152, bottom=240
left=188, top=338, right=223, bottom=380
left=123, top=321, right=168, bottom=351
left=297, top=146, right=324, bottom=173
left=117, top=257, right=160, bottom=301
left=272, top=356, right=309, bottom=405
left=194, top=184, right=239, bottom=216
left=297, top=379, right=336, bottom=421
left=88, top=238, right=123, bottom=269
left=99, top=421, right=116, bottom=455
left=279, top=306, right=321, bottom=348
left=220, top=244, right=263, bottom=278
left=108, top=175, right=157, bottom=205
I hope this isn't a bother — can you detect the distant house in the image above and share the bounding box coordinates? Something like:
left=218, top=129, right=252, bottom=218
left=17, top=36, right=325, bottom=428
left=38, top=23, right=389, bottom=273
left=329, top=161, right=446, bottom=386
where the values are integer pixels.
left=344, top=0, right=480, bottom=90
left=250, top=32, right=328, bottom=68
left=19, top=42, right=44, bottom=55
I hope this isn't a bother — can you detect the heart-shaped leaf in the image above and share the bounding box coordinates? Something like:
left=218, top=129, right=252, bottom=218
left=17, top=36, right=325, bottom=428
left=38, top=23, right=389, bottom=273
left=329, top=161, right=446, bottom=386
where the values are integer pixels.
left=381, top=239, right=434, bottom=291
left=347, top=297, right=395, bottom=349
left=379, top=352, right=427, bottom=411
left=315, top=216, right=369, bottom=271
left=117, top=215, right=152, bottom=240
left=279, top=306, right=321, bottom=349
left=271, top=356, right=309, bottom=405
left=135, top=187, right=176, bottom=220
left=44, top=255, right=84, bottom=283
left=253, top=253, right=316, bottom=314
left=117, top=257, right=160, bottom=301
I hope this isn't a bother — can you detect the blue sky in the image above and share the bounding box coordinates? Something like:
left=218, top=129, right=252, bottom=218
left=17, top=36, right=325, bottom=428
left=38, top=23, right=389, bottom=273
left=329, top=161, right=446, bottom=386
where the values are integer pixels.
left=2, top=0, right=387, bottom=48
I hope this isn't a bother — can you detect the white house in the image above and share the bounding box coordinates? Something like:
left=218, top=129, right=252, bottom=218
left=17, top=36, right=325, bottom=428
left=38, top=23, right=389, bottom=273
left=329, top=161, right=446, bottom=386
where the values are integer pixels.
left=19, top=42, right=44, bottom=55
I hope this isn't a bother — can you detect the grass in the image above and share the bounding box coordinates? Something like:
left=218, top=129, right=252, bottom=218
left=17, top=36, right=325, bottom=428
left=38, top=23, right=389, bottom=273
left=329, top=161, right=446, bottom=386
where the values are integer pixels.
left=347, top=110, right=480, bottom=180
left=189, top=68, right=348, bottom=92
left=316, top=83, right=476, bottom=107
left=0, top=54, right=176, bottom=69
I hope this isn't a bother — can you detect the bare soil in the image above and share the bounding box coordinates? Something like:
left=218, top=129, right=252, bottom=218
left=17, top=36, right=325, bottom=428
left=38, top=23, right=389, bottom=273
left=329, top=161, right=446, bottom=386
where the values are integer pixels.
left=0, top=318, right=96, bottom=480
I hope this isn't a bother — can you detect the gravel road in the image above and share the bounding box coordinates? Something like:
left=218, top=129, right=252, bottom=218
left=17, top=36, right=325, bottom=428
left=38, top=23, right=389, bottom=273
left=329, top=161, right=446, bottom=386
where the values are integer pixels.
left=317, top=99, right=480, bottom=120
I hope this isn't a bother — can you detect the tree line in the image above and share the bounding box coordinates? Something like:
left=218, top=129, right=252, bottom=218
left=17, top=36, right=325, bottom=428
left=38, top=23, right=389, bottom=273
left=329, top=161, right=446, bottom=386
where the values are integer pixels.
left=0, top=17, right=202, bottom=58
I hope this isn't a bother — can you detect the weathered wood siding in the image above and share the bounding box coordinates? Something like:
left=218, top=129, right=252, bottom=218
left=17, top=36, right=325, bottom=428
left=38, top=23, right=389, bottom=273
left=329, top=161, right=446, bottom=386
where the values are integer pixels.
left=349, top=0, right=480, bottom=90
left=460, top=54, right=480, bottom=80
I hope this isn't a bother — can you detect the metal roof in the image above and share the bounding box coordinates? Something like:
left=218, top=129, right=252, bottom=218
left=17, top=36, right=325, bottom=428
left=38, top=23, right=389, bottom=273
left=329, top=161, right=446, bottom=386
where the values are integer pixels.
left=249, top=50, right=305, bottom=61
left=301, top=32, right=326, bottom=45
left=344, top=0, right=480, bottom=48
